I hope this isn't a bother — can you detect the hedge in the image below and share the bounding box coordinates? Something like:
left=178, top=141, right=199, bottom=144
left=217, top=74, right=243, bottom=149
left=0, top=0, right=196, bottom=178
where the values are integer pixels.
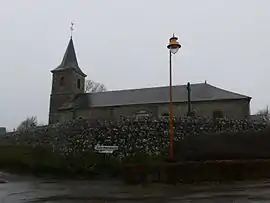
left=174, top=127, right=270, bottom=161
left=122, top=159, right=270, bottom=184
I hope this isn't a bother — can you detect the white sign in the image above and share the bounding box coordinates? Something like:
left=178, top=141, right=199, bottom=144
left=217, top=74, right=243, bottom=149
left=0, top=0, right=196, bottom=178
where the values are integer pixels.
left=94, top=145, right=118, bottom=154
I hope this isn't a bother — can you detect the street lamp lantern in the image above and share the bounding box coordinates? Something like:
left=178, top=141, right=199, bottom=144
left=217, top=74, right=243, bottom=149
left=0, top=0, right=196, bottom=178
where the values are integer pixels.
left=167, top=33, right=181, bottom=161
left=167, top=34, right=181, bottom=54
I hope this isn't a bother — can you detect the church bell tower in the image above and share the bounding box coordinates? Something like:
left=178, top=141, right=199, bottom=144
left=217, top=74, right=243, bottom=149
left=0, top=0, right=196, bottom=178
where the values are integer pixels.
left=48, top=35, right=87, bottom=124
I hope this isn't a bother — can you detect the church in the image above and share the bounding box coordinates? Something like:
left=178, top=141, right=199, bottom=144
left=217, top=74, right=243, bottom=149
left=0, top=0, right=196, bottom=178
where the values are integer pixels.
left=48, top=37, right=251, bottom=124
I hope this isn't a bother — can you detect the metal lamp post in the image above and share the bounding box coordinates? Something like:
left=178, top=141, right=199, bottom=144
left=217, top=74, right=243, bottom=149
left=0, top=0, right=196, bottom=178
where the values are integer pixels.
left=167, top=34, right=181, bottom=161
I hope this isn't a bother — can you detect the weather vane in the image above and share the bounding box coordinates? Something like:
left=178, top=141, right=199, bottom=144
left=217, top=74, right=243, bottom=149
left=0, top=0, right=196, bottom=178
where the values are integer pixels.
left=70, top=22, right=75, bottom=38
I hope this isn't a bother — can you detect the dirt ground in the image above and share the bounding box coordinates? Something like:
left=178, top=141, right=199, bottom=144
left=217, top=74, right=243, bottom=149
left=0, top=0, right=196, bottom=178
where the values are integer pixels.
left=1, top=172, right=270, bottom=202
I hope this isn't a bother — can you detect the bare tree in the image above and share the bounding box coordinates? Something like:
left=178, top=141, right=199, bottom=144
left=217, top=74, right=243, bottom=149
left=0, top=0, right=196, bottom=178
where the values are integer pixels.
left=17, top=116, right=38, bottom=132
left=256, top=106, right=270, bottom=121
left=85, top=80, right=107, bottom=93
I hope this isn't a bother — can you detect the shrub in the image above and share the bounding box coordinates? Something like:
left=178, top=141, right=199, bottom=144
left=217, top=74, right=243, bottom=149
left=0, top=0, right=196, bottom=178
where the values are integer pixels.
left=122, top=159, right=270, bottom=184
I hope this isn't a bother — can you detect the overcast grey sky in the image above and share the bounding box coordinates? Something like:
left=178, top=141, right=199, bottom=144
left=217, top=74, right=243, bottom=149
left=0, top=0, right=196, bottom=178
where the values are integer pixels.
left=0, top=0, right=269, bottom=130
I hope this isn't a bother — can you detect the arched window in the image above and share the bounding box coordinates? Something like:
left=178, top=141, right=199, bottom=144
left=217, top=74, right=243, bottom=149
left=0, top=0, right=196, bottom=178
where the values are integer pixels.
left=77, top=79, right=81, bottom=89
left=60, top=76, right=65, bottom=86
left=162, top=113, right=169, bottom=117
left=135, top=110, right=151, bottom=120
left=213, top=110, right=224, bottom=119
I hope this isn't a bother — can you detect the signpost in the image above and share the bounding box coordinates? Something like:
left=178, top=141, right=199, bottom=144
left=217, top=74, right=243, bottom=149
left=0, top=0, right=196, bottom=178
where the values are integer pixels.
left=94, top=145, right=118, bottom=154
left=94, top=145, right=119, bottom=165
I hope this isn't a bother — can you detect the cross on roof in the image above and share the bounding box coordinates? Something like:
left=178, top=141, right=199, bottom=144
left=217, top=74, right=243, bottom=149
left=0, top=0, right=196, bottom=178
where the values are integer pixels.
left=70, top=22, right=75, bottom=38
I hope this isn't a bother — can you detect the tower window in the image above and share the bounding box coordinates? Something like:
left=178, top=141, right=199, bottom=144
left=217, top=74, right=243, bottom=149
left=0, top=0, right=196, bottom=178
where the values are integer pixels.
left=77, top=79, right=81, bottom=89
left=60, top=76, right=64, bottom=86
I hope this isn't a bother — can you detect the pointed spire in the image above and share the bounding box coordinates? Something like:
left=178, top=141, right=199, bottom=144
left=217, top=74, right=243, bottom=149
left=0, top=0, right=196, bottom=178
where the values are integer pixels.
left=60, top=37, right=78, bottom=67
left=51, top=37, right=86, bottom=77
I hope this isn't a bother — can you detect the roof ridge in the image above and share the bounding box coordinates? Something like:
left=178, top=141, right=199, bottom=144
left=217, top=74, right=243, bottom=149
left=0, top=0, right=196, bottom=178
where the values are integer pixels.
left=88, top=82, right=207, bottom=94
left=206, top=83, right=250, bottom=98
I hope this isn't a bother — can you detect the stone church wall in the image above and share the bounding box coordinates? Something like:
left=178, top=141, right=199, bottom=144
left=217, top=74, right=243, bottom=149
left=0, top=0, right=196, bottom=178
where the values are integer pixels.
left=70, top=98, right=250, bottom=121
left=158, top=99, right=250, bottom=119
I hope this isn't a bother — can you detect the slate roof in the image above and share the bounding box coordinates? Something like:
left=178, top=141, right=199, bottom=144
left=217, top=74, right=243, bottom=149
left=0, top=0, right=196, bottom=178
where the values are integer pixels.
left=51, top=37, right=86, bottom=77
left=61, top=83, right=251, bottom=110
